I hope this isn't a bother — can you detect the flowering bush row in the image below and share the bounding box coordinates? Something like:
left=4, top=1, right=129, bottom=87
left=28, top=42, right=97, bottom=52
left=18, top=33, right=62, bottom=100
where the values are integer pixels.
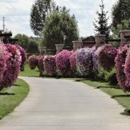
left=28, top=55, right=38, bottom=70
left=1, top=44, right=21, bottom=88
left=15, top=44, right=27, bottom=70
left=124, top=51, right=130, bottom=91
left=0, top=44, right=10, bottom=85
left=91, top=45, right=103, bottom=72
left=28, top=48, right=100, bottom=77
left=76, top=48, right=92, bottom=76
left=43, top=55, right=56, bottom=75
left=98, top=44, right=117, bottom=72
left=0, top=43, right=27, bottom=90
left=56, top=50, right=72, bottom=76
left=115, top=45, right=128, bottom=92
left=37, top=55, right=44, bottom=72
left=28, top=44, right=130, bottom=92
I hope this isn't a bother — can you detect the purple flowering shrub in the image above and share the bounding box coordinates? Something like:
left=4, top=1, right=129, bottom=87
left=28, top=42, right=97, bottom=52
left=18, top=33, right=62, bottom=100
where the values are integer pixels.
left=37, top=55, right=44, bottom=71
left=15, top=44, right=27, bottom=70
left=76, top=48, right=92, bottom=76
left=56, top=50, right=72, bottom=77
left=98, top=44, right=117, bottom=72
left=0, top=44, right=21, bottom=88
left=28, top=55, right=38, bottom=70
left=43, top=55, right=56, bottom=75
left=92, top=50, right=100, bottom=72
left=115, top=45, right=128, bottom=92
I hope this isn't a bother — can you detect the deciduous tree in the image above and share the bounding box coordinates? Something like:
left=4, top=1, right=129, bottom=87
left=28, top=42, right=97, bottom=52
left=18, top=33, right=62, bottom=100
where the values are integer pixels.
left=30, top=0, right=56, bottom=36
left=112, top=0, right=130, bottom=28
left=43, top=7, right=79, bottom=49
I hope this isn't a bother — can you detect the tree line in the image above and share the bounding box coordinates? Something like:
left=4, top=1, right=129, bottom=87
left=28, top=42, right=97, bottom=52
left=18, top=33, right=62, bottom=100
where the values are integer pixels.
left=14, top=0, right=130, bottom=53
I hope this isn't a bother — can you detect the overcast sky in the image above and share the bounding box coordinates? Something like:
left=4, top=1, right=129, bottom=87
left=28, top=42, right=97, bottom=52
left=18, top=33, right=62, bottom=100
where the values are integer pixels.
left=0, top=0, right=117, bottom=37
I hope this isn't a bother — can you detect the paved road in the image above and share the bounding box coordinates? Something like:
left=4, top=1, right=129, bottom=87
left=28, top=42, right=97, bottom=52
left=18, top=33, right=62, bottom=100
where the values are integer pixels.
left=0, top=77, right=130, bottom=130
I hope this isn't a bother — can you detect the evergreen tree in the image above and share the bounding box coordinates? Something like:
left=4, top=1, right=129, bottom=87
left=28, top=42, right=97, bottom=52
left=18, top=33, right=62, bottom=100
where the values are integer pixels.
left=93, top=0, right=109, bottom=38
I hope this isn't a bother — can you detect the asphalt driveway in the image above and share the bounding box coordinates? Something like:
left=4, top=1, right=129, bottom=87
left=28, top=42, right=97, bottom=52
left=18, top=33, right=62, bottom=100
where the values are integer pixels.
left=0, top=77, right=130, bottom=130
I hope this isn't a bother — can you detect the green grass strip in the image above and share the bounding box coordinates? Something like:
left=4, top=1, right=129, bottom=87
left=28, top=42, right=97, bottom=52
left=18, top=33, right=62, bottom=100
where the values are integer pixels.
left=0, top=78, right=29, bottom=119
left=81, top=79, right=130, bottom=110
left=19, top=63, right=39, bottom=77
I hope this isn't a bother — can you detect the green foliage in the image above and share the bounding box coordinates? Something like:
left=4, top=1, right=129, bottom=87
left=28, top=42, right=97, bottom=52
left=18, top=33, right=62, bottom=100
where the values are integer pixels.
left=111, top=19, right=130, bottom=39
left=110, top=19, right=130, bottom=48
left=93, top=0, right=110, bottom=37
left=14, top=34, right=40, bottom=54
left=43, top=7, right=79, bottom=49
left=27, top=39, right=39, bottom=53
left=107, top=35, right=120, bottom=47
left=96, top=67, right=106, bottom=81
left=40, top=38, right=46, bottom=47
left=112, top=0, right=130, bottom=28
left=30, top=0, right=56, bottom=36
left=105, top=68, right=118, bottom=85
left=14, top=34, right=29, bottom=49
left=19, top=63, right=39, bottom=77
left=109, top=42, right=120, bottom=48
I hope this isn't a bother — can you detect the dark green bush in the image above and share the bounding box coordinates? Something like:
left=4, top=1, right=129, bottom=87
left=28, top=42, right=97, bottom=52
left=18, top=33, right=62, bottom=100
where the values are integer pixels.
left=92, top=67, right=106, bottom=81
left=105, top=68, right=118, bottom=85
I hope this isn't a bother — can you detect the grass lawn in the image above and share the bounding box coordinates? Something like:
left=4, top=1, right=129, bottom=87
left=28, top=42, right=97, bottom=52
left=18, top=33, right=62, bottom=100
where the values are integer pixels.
left=81, top=79, right=130, bottom=110
left=19, top=63, right=39, bottom=77
left=0, top=79, right=29, bottom=119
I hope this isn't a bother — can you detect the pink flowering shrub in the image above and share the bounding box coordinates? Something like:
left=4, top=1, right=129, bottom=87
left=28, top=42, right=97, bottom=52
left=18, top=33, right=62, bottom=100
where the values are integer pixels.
left=115, top=45, right=128, bottom=92
left=28, top=55, right=38, bottom=70
left=43, top=55, right=56, bottom=75
left=15, top=44, right=27, bottom=70
left=37, top=55, right=44, bottom=71
left=76, top=48, right=92, bottom=76
left=99, top=44, right=117, bottom=72
left=0, top=44, right=21, bottom=89
left=69, top=51, right=77, bottom=72
left=0, top=45, right=9, bottom=87
left=56, top=50, right=72, bottom=77
left=124, top=49, right=130, bottom=92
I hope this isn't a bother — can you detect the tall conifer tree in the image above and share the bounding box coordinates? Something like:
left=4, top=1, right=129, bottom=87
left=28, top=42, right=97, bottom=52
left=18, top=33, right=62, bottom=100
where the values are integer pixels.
left=93, top=0, right=109, bottom=38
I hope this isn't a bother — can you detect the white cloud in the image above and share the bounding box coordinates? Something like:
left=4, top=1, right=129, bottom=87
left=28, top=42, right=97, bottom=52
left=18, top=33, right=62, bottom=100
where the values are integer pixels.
left=0, top=0, right=117, bottom=37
